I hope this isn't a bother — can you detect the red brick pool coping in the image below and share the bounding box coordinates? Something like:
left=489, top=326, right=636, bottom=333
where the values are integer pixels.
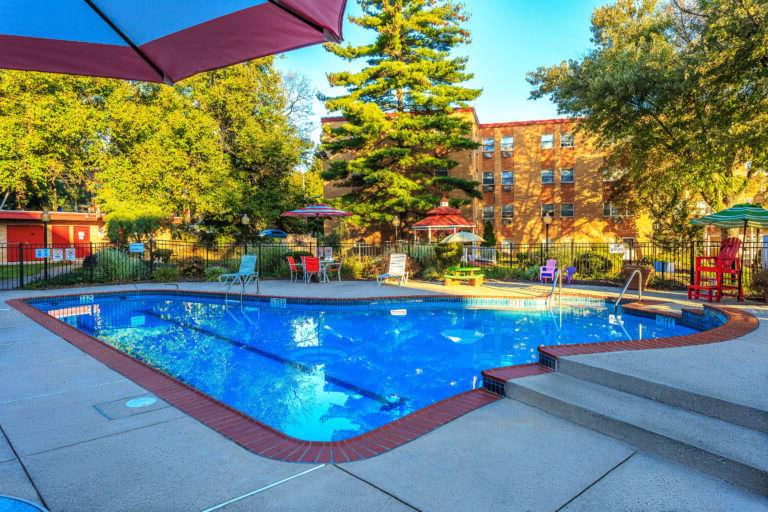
left=7, top=291, right=758, bottom=463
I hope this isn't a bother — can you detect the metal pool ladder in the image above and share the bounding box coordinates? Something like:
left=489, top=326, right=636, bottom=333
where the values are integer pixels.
left=613, top=269, right=643, bottom=312
left=546, top=268, right=563, bottom=308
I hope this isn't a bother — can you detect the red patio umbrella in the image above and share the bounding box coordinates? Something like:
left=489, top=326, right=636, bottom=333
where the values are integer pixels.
left=281, top=204, right=351, bottom=249
left=0, top=0, right=347, bottom=84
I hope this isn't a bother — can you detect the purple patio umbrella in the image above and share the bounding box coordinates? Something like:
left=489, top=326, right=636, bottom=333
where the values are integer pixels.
left=0, top=0, right=347, bottom=84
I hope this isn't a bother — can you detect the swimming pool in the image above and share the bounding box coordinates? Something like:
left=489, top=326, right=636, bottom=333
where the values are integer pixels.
left=29, top=293, right=699, bottom=442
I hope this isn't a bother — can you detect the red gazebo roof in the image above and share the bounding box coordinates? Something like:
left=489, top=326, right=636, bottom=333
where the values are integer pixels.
left=411, top=200, right=474, bottom=230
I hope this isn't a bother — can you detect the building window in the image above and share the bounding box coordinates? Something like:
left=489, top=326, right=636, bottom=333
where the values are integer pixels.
left=560, top=132, right=574, bottom=148
left=560, top=203, right=574, bottom=217
left=482, top=171, right=495, bottom=192
left=541, top=169, right=555, bottom=185
left=501, top=135, right=514, bottom=155
left=436, top=168, right=449, bottom=177
left=541, top=203, right=555, bottom=217
left=483, top=206, right=495, bottom=220
left=560, top=168, right=574, bottom=184
left=541, top=133, right=554, bottom=149
left=502, top=204, right=514, bottom=218
left=482, top=137, right=495, bottom=158
left=603, top=202, right=627, bottom=217
left=501, top=170, right=514, bottom=191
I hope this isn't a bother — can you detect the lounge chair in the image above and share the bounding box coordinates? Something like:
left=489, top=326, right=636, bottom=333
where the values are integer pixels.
left=377, top=253, right=408, bottom=286
left=539, top=259, right=557, bottom=283
left=219, top=254, right=259, bottom=293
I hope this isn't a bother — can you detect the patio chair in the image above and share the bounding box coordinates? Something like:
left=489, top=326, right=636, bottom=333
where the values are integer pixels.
left=688, top=237, right=742, bottom=302
left=302, top=256, right=320, bottom=283
left=377, top=253, right=409, bottom=286
left=566, top=266, right=577, bottom=285
left=219, top=254, right=259, bottom=293
left=286, top=256, right=301, bottom=282
left=539, top=259, right=557, bottom=283
left=323, top=246, right=333, bottom=260
left=323, top=258, right=343, bottom=282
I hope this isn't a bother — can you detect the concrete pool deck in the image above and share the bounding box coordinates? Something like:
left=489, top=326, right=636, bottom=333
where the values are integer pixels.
left=0, top=280, right=766, bottom=511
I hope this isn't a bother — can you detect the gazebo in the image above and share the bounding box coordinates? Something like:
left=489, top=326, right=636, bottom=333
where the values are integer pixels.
left=411, top=198, right=476, bottom=242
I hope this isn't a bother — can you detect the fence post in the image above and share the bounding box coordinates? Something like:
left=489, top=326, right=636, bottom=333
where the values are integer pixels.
left=258, top=242, right=262, bottom=276
left=149, top=238, right=156, bottom=276
left=89, top=242, right=94, bottom=282
left=18, top=243, right=24, bottom=289
left=689, top=239, right=696, bottom=286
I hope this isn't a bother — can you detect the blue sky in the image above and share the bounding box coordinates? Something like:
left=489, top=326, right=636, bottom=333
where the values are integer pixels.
left=275, top=0, right=604, bottom=141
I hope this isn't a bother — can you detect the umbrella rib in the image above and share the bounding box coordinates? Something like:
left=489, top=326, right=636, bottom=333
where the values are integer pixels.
left=267, top=0, right=341, bottom=43
left=83, top=0, right=170, bottom=84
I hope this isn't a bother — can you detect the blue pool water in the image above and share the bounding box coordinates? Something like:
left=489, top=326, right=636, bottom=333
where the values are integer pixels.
left=30, top=293, right=699, bottom=441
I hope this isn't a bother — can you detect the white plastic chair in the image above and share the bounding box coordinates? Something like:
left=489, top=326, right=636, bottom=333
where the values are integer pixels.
left=377, top=253, right=408, bottom=286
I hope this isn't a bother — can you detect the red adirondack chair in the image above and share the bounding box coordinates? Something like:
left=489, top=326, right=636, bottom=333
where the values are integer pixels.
left=688, top=237, right=742, bottom=302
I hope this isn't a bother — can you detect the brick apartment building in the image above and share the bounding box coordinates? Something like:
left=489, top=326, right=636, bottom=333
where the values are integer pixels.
left=322, top=108, right=649, bottom=244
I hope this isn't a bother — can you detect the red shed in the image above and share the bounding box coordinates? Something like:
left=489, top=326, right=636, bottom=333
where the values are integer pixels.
left=0, top=211, right=105, bottom=262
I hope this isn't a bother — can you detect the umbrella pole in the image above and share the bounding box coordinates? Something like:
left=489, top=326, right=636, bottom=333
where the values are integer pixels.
left=739, top=220, right=747, bottom=301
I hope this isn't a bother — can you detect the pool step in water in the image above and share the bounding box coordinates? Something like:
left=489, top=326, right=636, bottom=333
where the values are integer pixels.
left=555, top=357, right=768, bottom=434
left=506, top=372, right=768, bottom=495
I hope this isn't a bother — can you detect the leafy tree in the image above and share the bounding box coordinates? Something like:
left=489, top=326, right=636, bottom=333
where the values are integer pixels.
left=527, top=0, right=767, bottom=237
left=321, top=0, right=482, bottom=234
left=0, top=59, right=314, bottom=243
left=0, top=72, right=116, bottom=210
left=482, top=220, right=496, bottom=247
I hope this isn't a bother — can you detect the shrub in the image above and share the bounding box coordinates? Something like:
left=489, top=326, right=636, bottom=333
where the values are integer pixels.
left=92, top=248, right=148, bottom=281
left=419, top=266, right=442, bottom=281
left=204, top=266, right=228, bottom=282
left=574, top=251, right=613, bottom=277
left=341, top=255, right=381, bottom=280
left=178, top=257, right=205, bottom=278
left=434, top=243, right=463, bottom=269
left=750, top=270, right=768, bottom=301
left=153, top=266, right=181, bottom=282
left=153, top=248, right=173, bottom=263
left=106, top=208, right=164, bottom=244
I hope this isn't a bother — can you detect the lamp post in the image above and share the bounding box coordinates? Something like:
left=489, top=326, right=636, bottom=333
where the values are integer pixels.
left=543, top=212, right=553, bottom=258
left=392, top=215, right=401, bottom=242
left=41, top=210, right=51, bottom=282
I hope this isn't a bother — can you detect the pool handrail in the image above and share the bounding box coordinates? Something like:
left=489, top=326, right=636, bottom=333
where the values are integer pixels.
left=614, top=269, right=643, bottom=312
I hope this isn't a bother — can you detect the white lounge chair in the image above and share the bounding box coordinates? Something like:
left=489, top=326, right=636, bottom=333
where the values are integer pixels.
left=377, top=253, right=408, bottom=286
left=219, top=254, right=259, bottom=293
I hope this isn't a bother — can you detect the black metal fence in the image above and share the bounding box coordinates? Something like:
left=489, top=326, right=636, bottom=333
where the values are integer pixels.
left=1, top=239, right=765, bottom=296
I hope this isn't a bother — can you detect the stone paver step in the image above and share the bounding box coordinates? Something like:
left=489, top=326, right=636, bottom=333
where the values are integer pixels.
left=506, top=372, right=768, bottom=495
left=556, top=357, right=768, bottom=433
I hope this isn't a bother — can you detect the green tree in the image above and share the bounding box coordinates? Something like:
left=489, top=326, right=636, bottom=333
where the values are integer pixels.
left=321, top=0, right=482, bottom=234
left=0, top=60, right=314, bottom=243
left=527, top=0, right=767, bottom=237
left=482, top=220, right=496, bottom=247
left=0, top=72, right=116, bottom=210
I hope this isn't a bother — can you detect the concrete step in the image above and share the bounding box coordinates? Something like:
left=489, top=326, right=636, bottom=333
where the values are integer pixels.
left=506, top=373, right=768, bottom=495
left=556, top=357, right=768, bottom=434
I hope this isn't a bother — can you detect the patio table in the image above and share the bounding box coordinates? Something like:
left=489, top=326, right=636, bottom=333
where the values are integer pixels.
left=320, top=259, right=342, bottom=283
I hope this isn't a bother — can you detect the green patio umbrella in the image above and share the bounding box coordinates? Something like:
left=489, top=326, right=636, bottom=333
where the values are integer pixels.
left=690, top=203, right=768, bottom=229
left=690, top=203, right=768, bottom=299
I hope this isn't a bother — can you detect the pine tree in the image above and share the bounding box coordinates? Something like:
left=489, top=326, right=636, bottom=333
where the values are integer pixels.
left=321, top=0, right=481, bottom=232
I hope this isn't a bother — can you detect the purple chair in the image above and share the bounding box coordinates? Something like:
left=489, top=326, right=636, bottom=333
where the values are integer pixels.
left=566, top=266, right=577, bottom=285
left=539, top=259, right=557, bottom=283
